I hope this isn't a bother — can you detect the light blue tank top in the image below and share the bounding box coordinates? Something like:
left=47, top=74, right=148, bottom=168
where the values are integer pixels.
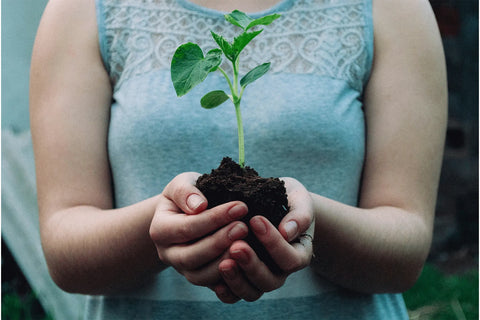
left=88, top=0, right=409, bottom=318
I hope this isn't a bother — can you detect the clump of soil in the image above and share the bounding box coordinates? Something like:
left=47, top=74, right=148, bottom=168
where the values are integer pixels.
left=196, top=157, right=289, bottom=273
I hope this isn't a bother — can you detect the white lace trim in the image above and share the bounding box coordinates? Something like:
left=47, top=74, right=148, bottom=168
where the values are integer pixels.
left=100, top=0, right=372, bottom=92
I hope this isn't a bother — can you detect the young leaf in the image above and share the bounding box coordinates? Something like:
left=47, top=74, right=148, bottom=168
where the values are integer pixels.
left=245, top=14, right=281, bottom=30
left=240, top=62, right=271, bottom=88
left=171, top=43, right=222, bottom=96
left=232, top=30, right=263, bottom=57
left=225, top=10, right=281, bottom=31
left=200, top=90, right=230, bottom=109
left=170, top=10, right=281, bottom=168
left=211, top=31, right=235, bottom=61
left=225, top=10, right=253, bottom=30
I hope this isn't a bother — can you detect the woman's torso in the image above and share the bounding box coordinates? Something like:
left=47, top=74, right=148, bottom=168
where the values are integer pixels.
left=87, top=0, right=409, bottom=318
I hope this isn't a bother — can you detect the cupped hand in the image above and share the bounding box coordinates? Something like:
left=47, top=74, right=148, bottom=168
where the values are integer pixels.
left=214, top=177, right=315, bottom=303
left=149, top=172, right=250, bottom=288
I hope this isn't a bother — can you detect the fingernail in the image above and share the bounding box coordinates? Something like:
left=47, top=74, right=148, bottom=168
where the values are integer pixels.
left=231, top=249, right=248, bottom=264
left=228, top=204, right=247, bottom=219
left=221, top=266, right=237, bottom=280
left=251, top=217, right=267, bottom=235
left=187, top=194, right=205, bottom=211
left=228, top=223, right=248, bottom=241
left=284, top=220, right=298, bottom=241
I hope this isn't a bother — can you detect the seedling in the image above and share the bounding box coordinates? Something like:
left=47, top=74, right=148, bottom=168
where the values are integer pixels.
left=171, top=10, right=281, bottom=168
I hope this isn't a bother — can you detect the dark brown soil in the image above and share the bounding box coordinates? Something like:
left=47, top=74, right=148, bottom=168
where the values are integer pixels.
left=196, top=157, right=289, bottom=273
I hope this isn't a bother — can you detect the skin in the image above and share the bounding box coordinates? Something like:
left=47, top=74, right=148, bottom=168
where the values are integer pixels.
left=186, top=0, right=284, bottom=12
left=30, top=0, right=447, bottom=304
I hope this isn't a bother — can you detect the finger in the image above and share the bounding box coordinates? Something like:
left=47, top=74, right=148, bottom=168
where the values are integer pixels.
left=250, top=216, right=312, bottom=273
left=212, top=283, right=241, bottom=304
left=218, top=259, right=263, bottom=302
left=151, top=201, right=248, bottom=244
left=163, top=172, right=208, bottom=214
left=279, top=177, right=315, bottom=242
left=229, top=241, right=286, bottom=293
left=293, top=229, right=315, bottom=262
left=161, top=221, right=248, bottom=271
left=181, top=250, right=231, bottom=287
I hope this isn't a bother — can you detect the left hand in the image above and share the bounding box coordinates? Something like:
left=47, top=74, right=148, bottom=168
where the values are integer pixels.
left=213, top=177, right=315, bottom=303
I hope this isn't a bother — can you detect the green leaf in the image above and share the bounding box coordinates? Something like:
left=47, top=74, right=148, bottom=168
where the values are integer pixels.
left=240, top=62, right=271, bottom=88
left=200, top=90, right=230, bottom=109
left=245, top=13, right=281, bottom=30
left=171, top=43, right=222, bottom=96
left=225, top=10, right=253, bottom=30
left=233, top=30, right=263, bottom=57
left=225, top=10, right=281, bottom=31
left=211, top=31, right=235, bottom=61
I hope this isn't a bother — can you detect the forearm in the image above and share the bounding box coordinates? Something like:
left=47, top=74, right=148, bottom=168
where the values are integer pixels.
left=40, top=195, right=164, bottom=295
left=310, top=193, right=432, bottom=293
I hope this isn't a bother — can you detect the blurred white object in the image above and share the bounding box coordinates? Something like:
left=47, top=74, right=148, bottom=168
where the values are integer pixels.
left=2, top=129, right=86, bottom=319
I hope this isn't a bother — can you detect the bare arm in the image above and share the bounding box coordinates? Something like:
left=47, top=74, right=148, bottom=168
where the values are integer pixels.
left=30, top=0, right=166, bottom=294
left=30, top=0, right=249, bottom=295
left=309, top=0, right=447, bottom=293
left=209, top=0, right=447, bottom=300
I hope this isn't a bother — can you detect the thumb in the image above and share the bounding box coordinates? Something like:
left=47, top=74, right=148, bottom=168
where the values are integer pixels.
left=163, top=172, right=208, bottom=214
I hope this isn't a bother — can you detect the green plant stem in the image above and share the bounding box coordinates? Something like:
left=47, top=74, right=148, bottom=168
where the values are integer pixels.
left=234, top=100, right=245, bottom=168
left=233, top=58, right=240, bottom=95
left=229, top=58, right=245, bottom=167
left=218, top=66, right=245, bottom=167
left=218, top=67, right=234, bottom=95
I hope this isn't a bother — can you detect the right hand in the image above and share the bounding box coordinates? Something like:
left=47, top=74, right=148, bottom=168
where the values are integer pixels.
left=149, top=172, right=249, bottom=288
left=214, top=177, right=315, bottom=303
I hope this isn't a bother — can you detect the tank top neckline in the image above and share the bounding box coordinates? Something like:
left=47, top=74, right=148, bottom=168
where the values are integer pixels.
left=175, top=0, right=294, bottom=18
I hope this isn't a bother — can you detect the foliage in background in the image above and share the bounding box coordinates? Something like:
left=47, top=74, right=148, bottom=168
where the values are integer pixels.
left=2, top=283, right=52, bottom=320
left=2, top=240, right=53, bottom=320
left=403, top=264, right=479, bottom=320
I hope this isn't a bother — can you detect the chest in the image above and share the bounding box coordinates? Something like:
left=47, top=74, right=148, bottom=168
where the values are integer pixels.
left=180, top=0, right=285, bottom=12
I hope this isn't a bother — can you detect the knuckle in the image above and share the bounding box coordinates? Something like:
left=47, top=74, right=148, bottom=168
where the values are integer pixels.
left=210, top=208, right=227, bottom=227
left=173, top=250, right=195, bottom=271
left=213, top=223, right=243, bottom=252
left=178, top=221, right=195, bottom=242
left=149, top=223, right=164, bottom=244
left=172, top=183, right=190, bottom=203
left=164, top=173, right=195, bottom=200
left=212, top=233, right=229, bottom=252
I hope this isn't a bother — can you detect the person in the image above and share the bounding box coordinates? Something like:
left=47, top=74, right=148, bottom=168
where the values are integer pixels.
left=29, top=0, right=447, bottom=318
